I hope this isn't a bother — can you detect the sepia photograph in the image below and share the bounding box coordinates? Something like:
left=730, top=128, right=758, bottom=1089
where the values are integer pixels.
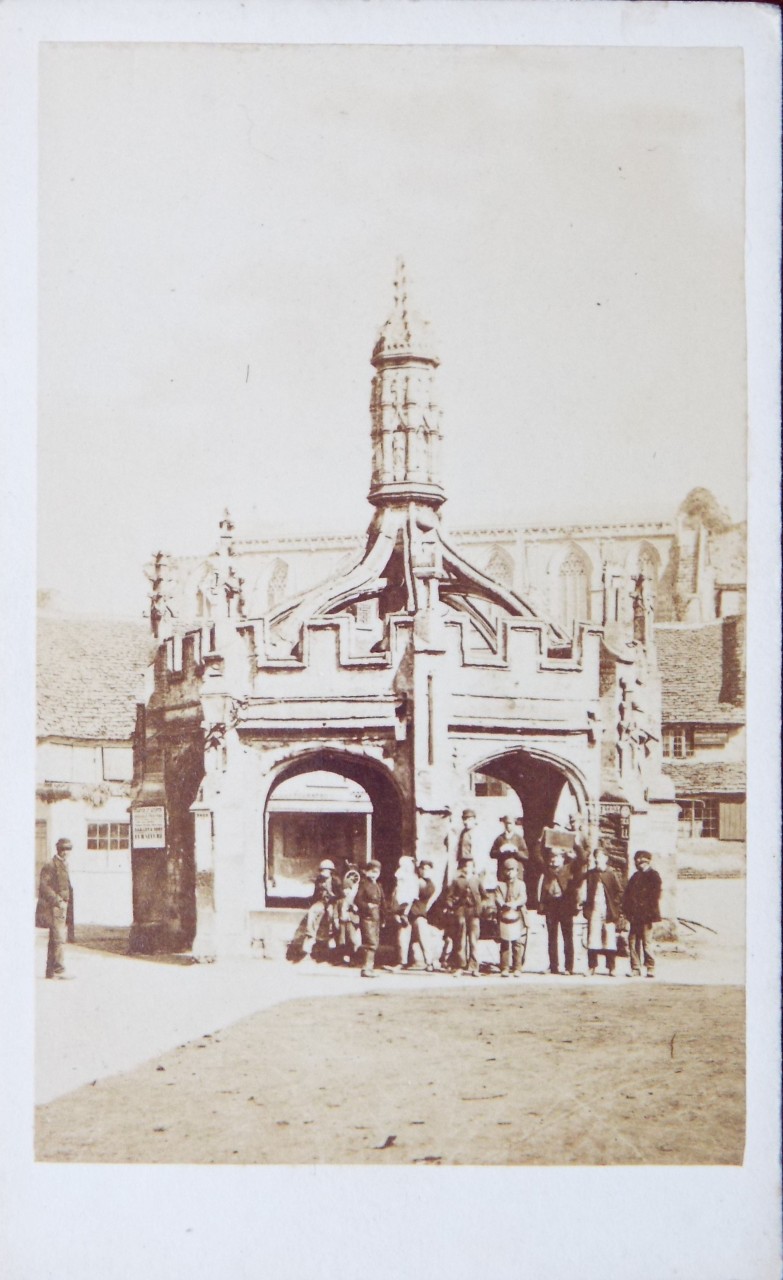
left=2, top=3, right=780, bottom=1278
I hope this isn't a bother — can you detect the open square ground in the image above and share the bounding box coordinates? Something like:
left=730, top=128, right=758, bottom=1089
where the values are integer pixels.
left=36, top=980, right=744, bottom=1166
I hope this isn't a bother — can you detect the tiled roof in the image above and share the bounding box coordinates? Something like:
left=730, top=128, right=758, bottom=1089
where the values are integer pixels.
left=655, top=621, right=744, bottom=724
left=663, top=761, right=746, bottom=795
left=37, top=616, right=157, bottom=740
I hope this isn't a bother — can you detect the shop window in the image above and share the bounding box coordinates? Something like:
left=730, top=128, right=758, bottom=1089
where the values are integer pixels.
left=677, top=799, right=721, bottom=839
left=87, top=822, right=130, bottom=852
left=663, top=725, right=695, bottom=758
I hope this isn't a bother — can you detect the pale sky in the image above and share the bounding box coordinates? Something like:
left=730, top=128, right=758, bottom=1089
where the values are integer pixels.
left=38, top=42, right=747, bottom=618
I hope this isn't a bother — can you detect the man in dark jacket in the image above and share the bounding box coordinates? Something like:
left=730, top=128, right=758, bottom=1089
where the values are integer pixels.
left=622, top=850, right=663, bottom=978
left=538, top=848, right=584, bottom=975
left=489, top=814, right=529, bottom=868
left=37, top=837, right=75, bottom=979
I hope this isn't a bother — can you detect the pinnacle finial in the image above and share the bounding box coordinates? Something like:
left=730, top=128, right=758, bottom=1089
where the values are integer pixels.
left=372, top=259, right=436, bottom=366
left=393, top=257, right=408, bottom=315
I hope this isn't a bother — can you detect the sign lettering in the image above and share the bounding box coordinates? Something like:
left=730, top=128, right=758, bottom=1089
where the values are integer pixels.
left=132, top=805, right=166, bottom=849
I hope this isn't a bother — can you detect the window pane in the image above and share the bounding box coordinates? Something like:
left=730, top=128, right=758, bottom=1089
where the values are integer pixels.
left=702, top=799, right=719, bottom=838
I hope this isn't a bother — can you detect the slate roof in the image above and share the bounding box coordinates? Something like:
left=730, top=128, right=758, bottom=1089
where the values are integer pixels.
left=655, top=622, right=745, bottom=725
left=37, top=616, right=157, bottom=740
left=662, top=762, right=745, bottom=795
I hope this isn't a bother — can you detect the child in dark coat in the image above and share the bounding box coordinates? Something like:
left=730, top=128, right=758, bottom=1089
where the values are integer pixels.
left=355, top=860, right=386, bottom=978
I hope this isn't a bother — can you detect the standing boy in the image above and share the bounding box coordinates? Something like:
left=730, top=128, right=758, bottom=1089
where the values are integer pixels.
left=355, top=860, right=386, bottom=978
left=300, top=858, right=343, bottom=963
left=494, top=856, right=528, bottom=976
left=583, top=845, right=623, bottom=975
left=443, top=856, right=483, bottom=975
left=622, top=850, right=662, bottom=978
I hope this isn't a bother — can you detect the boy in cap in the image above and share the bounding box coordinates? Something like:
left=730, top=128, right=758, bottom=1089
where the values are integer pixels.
left=36, top=837, right=75, bottom=979
left=442, top=856, right=484, bottom=975
left=355, top=860, right=386, bottom=977
left=299, top=858, right=343, bottom=964
left=494, top=856, right=528, bottom=976
left=622, top=850, right=662, bottom=978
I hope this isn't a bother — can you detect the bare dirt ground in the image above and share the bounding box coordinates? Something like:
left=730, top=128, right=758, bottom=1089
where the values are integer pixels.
left=36, top=981, right=744, bottom=1166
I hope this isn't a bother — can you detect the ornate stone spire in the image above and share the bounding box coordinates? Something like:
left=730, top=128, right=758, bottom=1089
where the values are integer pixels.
left=369, top=261, right=444, bottom=509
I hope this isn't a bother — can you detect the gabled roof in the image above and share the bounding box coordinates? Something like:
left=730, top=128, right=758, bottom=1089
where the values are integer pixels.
left=655, top=620, right=744, bottom=725
left=37, top=616, right=156, bottom=741
left=662, top=761, right=745, bottom=795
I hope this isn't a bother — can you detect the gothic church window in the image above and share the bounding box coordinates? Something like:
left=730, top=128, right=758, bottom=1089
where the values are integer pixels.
left=558, top=547, right=591, bottom=627
left=637, top=544, right=659, bottom=593
left=485, top=545, right=514, bottom=588
left=267, top=559, right=289, bottom=610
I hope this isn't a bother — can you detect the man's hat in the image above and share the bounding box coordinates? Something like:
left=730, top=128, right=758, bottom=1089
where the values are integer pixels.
left=417, top=858, right=434, bottom=869
left=501, top=855, right=520, bottom=868
left=457, top=855, right=475, bottom=867
left=634, top=850, right=653, bottom=863
left=56, top=838, right=72, bottom=851
left=318, top=859, right=336, bottom=871
left=365, top=860, right=382, bottom=873
left=461, top=808, right=476, bottom=821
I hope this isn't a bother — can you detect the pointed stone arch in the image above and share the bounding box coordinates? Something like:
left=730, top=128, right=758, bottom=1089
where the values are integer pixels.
left=636, top=541, right=660, bottom=593
left=262, top=746, right=408, bottom=896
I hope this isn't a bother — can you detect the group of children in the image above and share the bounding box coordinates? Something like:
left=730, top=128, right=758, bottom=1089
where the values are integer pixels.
left=297, top=838, right=664, bottom=980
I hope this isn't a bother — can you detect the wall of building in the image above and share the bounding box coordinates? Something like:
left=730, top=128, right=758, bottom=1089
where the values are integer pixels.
left=36, top=739, right=135, bottom=925
left=35, top=791, right=133, bottom=926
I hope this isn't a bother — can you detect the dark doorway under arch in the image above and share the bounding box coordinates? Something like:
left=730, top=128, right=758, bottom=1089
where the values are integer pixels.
left=473, top=749, right=586, bottom=905
left=264, top=749, right=407, bottom=903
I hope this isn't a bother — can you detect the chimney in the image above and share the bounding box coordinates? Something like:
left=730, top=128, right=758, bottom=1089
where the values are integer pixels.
left=720, top=614, right=745, bottom=706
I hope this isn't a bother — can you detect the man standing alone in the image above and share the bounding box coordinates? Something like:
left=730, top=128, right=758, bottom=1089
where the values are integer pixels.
left=37, top=837, right=75, bottom=980
left=622, top=850, right=662, bottom=978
